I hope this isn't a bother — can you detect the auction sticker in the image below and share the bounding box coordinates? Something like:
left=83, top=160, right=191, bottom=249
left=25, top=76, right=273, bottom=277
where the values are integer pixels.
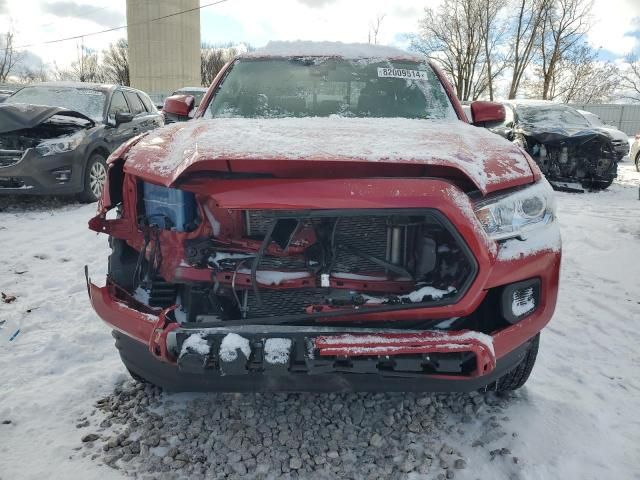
left=377, top=67, right=428, bottom=80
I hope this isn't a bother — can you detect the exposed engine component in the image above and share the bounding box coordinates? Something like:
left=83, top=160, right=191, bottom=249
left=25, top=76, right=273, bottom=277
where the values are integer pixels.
left=171, top=210, right=476, bottom=322
left=528, top=135, right=617, bottom=189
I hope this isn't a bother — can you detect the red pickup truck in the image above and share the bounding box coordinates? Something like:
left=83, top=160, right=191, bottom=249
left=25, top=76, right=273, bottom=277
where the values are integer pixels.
left=87, top=41, right=560, bottom=393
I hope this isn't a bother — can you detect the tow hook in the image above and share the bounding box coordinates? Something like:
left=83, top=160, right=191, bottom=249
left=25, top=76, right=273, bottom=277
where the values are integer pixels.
left=149, top=305, right=179, bottom=362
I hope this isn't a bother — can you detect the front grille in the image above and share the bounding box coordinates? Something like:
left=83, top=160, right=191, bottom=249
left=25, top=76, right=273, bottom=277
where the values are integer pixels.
left=245, top=289, right=325, bottom=318
left=217, top=209, right=479, bottom=321
left=0, top=150, right=24, bottom=168
left=334, top=216, right=388, bottom=274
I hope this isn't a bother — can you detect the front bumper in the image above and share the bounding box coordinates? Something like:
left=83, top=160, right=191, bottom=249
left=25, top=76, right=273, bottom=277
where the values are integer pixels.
left=89, top=243, right=558, bottom=392
left=0, top=148, right=85, bottom=195
left=613, top=142, right=630, bottom=159
left=114, top=330, right=533, bottom=392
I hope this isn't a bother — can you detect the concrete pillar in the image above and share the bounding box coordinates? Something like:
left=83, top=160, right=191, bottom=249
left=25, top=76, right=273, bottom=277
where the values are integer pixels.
left=127, top=0, right=201, bottom=95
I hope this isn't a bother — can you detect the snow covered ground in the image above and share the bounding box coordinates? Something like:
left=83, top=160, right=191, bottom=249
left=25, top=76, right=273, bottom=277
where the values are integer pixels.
left=1, top=165, right=639, bottom=480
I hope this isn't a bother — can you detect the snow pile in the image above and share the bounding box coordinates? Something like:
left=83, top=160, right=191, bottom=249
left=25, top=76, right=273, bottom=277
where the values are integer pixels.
left=237, top=268, right=311, bottom=286
left=179, top=333, right=210, bottom=357
left=400, top=285, right=456, bottom=302
left=243, top=41, right=421, bottom=61
left=208, top=251, right=254, bottom=267
left=218, top=333, right=251, bottom=362
left=126, top=117, right=532, bottom=193
left=263, top=338, right=292, bottom=365
left=497, top=223, right=562, bottom=261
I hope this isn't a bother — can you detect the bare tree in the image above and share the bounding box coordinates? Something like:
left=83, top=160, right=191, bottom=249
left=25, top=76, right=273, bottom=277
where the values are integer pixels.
left=18, top=64, right=49, bottom=84
left=368, top=14, right=386, bottom=45
left=618, top=53, right=640, bottom=102
left=102, top=39, right=129, bottom=86
left=538, top=0, right=593, bottom=99
left=55, top=43, right=107, bottom=83
left=412, top=0, right=488, bottom=101
left=0, top=31, right=23, bottom=82
left=478, top=0, right=508, bottom=100
left=201, top=43, right=237, bottom=87
left=506, top=0, right=550, bottom=99
left=526, top=43, right=618, bottom=103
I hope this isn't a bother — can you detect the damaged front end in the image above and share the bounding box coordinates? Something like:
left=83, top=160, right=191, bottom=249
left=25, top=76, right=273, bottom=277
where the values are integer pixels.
left=0, top=104, right=94, bottom=191
left=515, top=128, right=618, bottom=192
left=87, top=158, right=560, bottom=391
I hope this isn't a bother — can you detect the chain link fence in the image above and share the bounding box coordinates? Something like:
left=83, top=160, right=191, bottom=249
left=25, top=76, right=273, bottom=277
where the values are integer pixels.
left=571, top=104, right=640, bottom=136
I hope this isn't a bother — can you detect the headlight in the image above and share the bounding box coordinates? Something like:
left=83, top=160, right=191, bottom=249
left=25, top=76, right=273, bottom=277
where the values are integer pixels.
left=474, top=180, right=555, bottom=241
left=36, top=131, right=85, bottom=157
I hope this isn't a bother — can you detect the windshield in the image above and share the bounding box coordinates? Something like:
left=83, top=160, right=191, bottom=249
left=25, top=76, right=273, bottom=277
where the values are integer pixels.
left=583, top=112, right=604, bottom=127
left=6, top=86, right=106, bottom=121
left=204, top=58, right=456, bottom=120
left=516, top=104, right=590, bottom=129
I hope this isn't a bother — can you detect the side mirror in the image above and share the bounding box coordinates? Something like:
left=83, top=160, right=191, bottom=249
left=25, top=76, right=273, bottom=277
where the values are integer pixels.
left=163, top=94, right=195, bottom=120
left=114, top=111, right=134, bottom=126
left=469, top=101, right=506, bottom=126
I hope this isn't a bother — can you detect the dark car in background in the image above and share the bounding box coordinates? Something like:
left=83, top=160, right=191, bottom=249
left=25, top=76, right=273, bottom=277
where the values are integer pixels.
left=0, top=82, right=163, bottom=202
left=578, top=109, right=629, bottom=161
left=490, top=101, right=618, bottom=190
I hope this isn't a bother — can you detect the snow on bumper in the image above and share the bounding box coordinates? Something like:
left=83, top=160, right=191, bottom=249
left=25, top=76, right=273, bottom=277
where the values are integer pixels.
left=90, top=280, right=502, bottom=380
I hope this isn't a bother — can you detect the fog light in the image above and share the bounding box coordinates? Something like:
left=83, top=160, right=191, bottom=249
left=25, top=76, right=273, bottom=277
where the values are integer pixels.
left=501, top=279, right=540, bottom=324
left=51, top=169, right=72, bottom=183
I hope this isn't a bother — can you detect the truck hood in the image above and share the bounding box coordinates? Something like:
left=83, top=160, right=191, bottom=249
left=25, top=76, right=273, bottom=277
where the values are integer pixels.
left=0, top=103, right=95, bottom=134
left=123, top=117, right=535, bottom=195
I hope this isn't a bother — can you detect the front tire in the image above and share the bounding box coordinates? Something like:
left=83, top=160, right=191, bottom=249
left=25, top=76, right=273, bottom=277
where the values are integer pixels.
left=78, top=153, right=107, bottom=203
left=483, top=334, right=540, bottom=393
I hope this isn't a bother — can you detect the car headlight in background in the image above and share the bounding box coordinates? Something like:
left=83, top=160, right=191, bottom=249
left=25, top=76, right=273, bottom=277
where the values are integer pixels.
left=36, top=130, right=85, bottom=157
left=474, top=180, right=555, bottom=241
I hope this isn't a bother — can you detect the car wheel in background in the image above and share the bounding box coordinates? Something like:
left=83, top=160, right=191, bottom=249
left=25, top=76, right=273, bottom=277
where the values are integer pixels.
left=78, top=153, right=107, bottom=203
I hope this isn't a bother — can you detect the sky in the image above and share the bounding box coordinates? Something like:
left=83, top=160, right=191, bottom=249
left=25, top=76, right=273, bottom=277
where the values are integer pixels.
left=1, top=0, right=639, bottom=71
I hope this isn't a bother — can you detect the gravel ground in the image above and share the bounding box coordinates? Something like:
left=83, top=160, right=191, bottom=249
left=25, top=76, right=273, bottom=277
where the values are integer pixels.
left=76, top=382, right=521, bottom=480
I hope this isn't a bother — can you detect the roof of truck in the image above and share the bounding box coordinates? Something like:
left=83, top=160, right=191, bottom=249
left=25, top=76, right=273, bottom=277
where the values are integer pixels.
left=241, top=41, right=423, bottom=61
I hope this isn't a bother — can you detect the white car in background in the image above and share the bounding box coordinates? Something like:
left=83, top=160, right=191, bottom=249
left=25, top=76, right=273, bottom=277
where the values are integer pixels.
left=578, top=110, right=629, bottom=161
left=630, top=134, right=640, bottom=171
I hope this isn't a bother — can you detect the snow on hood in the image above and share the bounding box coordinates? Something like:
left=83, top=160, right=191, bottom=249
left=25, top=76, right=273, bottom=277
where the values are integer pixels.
left=0, top=103, right=94, bottom=134
left=123, top=117, right=534, bottom=195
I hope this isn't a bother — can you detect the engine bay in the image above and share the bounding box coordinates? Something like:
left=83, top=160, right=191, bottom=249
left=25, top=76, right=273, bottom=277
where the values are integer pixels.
left=125, top=202, right=477, bottom=325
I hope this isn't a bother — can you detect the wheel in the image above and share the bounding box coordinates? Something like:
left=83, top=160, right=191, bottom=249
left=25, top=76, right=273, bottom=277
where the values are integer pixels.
left=482, top=334, right=540, bottom=393
left=635, top=152, right=640, bottom=172
left=78, top=153, right=107, bottom=203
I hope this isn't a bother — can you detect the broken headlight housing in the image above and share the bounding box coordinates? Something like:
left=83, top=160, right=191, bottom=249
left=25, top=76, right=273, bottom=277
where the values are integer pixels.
left=35, top=131, right=85, bottom=157
left=474, top=180, right=555, bottom=241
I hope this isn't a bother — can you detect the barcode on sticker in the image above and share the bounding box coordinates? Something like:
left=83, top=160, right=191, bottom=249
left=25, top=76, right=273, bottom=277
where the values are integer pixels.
left=377, top=67, right=428, bottom=80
